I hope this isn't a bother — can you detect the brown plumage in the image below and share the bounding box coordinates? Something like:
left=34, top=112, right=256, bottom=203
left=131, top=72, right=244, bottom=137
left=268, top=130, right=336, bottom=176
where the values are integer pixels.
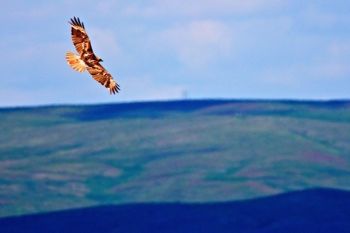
left=65, top=17, right=120, bottom=94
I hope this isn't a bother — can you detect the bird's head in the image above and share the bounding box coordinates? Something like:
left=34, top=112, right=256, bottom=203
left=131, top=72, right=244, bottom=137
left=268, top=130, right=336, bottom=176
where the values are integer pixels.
left=96, top=56, right=103, bottom=62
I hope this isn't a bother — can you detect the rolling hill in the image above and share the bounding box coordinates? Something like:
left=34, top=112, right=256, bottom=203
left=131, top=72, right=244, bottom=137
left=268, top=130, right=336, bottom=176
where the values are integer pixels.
left=0, top=100, right=349, bottom=217
left=0, top=188, right=350, bottom=233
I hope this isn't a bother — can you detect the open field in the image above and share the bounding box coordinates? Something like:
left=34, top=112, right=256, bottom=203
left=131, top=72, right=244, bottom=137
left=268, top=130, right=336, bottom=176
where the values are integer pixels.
left=0, top=100, right=349, bottom=217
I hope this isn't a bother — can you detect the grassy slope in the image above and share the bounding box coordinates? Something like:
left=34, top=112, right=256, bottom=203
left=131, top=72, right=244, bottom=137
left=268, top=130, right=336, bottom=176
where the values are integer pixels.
left=0, top=100, right=349, bottom=217
left=1, top=188, right=350, bottom=233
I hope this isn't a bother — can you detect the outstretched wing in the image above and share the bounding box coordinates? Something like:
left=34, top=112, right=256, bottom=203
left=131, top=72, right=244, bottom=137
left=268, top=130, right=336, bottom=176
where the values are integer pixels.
left=86, top=64, right=120, bottom=94
left=65, top=51, right=86, bottom=72
left=69, top=17, right=93, bottom=55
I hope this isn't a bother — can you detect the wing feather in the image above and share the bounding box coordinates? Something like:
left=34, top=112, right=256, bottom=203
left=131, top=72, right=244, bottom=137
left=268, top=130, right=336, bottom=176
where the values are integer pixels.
left=65, top=51, right=86, bottom=72
left=69, top=17, right=92, bottom=55
left=86, top=64, right=120, bottom=94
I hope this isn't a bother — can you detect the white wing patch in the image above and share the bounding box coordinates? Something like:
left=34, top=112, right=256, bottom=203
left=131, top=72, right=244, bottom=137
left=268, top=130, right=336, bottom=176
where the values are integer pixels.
left=65, top=51, right=86, bottom=72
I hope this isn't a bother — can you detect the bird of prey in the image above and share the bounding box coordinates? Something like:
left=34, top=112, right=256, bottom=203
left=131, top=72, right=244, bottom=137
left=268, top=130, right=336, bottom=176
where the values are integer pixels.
left=65, top=17, right=120, bottom=94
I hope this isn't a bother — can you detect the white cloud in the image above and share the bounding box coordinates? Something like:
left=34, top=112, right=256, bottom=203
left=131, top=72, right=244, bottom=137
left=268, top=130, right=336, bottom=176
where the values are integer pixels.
left=307, top=61, right=350, bottom=80
left=300, top=5, right=350, bottom=29
left=123, top=0, right=287, bottom=17
left=308, top=41, right=350, bottom=80
left=259, top=68, right=298, bottom=87
left=118, top=75, right=186, bottom=101
left=95, top=1, right=119, bottom=15
left=0, top=88, right=69, bottom=107
left=328, top=41, right=350, bottom=58
left=158, top=20, right=233, bottom=67
left=88, top=28, right=122, bottom=59
left=0, top=2, right=56, bottom=21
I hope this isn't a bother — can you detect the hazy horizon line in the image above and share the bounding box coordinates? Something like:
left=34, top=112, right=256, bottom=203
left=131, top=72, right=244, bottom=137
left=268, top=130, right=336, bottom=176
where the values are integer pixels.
left=1, top=97, right=349, bottom=109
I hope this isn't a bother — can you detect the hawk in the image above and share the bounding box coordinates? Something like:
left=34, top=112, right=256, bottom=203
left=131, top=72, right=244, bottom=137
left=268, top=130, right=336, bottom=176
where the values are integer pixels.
left=65, top=17, right=120, bottom=94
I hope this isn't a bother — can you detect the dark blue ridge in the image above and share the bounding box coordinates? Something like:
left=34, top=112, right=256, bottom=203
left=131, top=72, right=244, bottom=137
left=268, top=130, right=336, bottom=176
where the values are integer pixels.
left=1, top=99, right=349, bottom=121
left=1, top=188, right=350, bottom=233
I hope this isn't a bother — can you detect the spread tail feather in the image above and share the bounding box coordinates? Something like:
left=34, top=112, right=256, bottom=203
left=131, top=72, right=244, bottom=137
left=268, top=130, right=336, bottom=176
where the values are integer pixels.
left=65, top=51, right=86, bottom=72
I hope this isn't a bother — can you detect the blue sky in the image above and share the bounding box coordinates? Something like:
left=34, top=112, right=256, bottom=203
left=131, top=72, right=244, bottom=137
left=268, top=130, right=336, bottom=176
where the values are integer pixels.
left=1, top=0, right=349, bottom=106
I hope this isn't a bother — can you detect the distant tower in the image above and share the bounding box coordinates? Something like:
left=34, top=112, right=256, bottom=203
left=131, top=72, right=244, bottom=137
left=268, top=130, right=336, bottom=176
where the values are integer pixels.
left=181, top=90, right=188, bottom=99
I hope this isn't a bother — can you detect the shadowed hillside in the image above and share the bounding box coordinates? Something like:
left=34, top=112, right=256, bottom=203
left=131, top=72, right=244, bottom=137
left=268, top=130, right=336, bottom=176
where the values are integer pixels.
left=0, top=100, right=349, bottom=217
left=0, top=188, right=350, bottom=233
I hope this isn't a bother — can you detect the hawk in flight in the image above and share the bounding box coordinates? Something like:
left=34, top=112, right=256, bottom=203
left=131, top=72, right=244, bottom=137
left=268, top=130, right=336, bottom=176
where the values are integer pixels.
left=65, top=17, right=120, bottom=94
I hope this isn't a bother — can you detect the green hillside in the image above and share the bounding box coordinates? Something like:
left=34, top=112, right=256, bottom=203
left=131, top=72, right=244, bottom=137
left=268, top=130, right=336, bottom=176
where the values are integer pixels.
left=0, top=100, right=349, bottom=217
